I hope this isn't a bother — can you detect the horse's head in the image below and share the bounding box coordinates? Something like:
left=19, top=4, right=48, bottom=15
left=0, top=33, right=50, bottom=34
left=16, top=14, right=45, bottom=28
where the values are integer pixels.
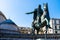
left=43, top=3, right=48, bottom=11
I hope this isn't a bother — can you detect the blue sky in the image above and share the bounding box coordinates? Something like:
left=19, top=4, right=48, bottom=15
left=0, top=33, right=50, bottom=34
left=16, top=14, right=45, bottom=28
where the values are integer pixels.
left=0, top=0, right=60, bottom=28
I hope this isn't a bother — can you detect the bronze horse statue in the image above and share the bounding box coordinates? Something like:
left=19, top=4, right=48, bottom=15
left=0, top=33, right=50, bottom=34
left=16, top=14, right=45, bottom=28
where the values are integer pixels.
left=26, top=3, right=51, bottom=34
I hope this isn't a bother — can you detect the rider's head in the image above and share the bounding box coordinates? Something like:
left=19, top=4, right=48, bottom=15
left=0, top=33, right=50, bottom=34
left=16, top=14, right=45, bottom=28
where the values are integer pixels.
left=38, top=5, right=41, bottom=9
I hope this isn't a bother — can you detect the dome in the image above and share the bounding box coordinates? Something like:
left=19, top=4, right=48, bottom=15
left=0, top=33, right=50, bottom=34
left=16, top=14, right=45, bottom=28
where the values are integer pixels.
left=1, top=19, right=16, bottom=25
left=0, top=19, right=19, bottom=31
left=0, top=11, right=6, bottom=23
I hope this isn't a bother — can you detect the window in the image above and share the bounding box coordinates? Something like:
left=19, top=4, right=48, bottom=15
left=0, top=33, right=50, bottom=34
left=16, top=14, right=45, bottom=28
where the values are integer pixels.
left=56, top=20, right=59, bottom=24
left=57, top=25, right=59, bottom=29
left=55, top=26, right=57, bottom=30
left=55, top=26, right=57, bottom=34
left=59, top=26, right=60, bottom=30
left=52, top=20, right=55, bottom=25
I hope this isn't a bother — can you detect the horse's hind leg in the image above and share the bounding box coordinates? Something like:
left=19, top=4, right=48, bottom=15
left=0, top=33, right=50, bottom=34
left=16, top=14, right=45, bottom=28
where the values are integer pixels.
left=37, top=30, right=39, bottom=34
left=32, top=28, right=35, bottom=35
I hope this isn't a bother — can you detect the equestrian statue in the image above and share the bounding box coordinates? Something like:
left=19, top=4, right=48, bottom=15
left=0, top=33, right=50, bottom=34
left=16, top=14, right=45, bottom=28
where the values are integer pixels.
left=26, top=3, right=51, bottom=34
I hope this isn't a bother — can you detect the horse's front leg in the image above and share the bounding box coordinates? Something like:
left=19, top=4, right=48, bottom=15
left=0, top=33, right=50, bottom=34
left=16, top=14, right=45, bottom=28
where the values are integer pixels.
left=32, top=27, right=35, bottom=35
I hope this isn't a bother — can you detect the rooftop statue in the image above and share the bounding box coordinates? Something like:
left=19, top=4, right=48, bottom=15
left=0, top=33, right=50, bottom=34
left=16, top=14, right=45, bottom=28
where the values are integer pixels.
left=26, top=3, right=51, bottom=34
left=26, top=5, right=43, bottom=34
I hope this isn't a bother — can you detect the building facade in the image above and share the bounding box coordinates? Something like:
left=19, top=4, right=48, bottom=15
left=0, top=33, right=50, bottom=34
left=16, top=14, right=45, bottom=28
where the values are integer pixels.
left=19, top=27, right=32, bottom=34
left=50, top=18, right=60, bottom=34
left=0, top=11, right=20, bottom=35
